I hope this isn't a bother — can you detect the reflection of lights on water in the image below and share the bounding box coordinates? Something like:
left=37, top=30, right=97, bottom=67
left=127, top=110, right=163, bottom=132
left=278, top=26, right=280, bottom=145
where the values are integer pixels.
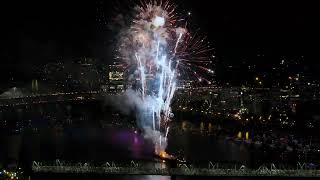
left=236, top=131, right=249, bottom=140
left=200, top=122, right=204, bottom=132
left=134, top=136, right=138, bottom=144
left=182, top=121, right=187, bottom=131
left=208, top=123, right=212, bottom=133
left=237, top=131, right=242, bottom=139
left=144, top=175, right=170, bottom=180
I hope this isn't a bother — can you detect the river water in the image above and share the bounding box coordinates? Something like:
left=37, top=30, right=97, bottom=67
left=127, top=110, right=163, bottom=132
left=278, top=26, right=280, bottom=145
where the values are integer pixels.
left=0, top=101, right=318, bottom=179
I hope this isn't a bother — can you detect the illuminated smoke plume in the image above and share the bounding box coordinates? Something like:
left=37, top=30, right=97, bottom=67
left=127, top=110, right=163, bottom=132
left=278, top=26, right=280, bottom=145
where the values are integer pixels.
left=113, top=0, right=213, bottom=153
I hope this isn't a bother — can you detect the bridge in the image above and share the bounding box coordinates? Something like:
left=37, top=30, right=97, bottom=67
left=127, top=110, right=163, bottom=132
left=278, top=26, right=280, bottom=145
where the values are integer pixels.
left=0, top=91, right=101, bottom=107
left=32, top=160, right=320, bottom=177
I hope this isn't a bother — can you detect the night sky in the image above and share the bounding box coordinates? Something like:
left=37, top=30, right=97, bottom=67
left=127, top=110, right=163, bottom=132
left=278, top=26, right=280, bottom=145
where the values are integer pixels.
left=1, top=0, right=320, bottom=84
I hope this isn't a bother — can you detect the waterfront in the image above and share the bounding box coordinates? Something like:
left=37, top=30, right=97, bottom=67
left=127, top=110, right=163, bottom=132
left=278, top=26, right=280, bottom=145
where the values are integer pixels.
left=0, top=100, right=320, bottom=179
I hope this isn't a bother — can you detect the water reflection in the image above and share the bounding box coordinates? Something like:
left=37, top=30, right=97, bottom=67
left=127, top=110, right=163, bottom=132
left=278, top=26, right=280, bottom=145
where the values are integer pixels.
left=245, top=132, right=249, bottom=140
left=181, top=121, right=187, bottom=131
left=237, top=131, right=242, bottom=139
left=208, top=123, right=213, bottom=134
left=200, top=122, right=204, bottom=134
left=0, top=103, right=317, bottom=173
left=180, top=121, right=215, bottom=135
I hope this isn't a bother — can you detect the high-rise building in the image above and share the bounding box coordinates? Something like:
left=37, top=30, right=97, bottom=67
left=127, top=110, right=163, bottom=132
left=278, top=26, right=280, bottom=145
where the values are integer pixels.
left=108, top=63, right=125, bottom=94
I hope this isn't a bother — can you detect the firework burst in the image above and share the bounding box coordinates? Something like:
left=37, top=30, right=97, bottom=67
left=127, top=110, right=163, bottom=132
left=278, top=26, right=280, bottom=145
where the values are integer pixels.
left=102, top=0, right=214, bottom=154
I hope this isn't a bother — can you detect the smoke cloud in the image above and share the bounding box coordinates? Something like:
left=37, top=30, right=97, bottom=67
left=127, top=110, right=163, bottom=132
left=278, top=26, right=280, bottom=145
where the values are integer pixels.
left=104, top=89, right=168, bottom=151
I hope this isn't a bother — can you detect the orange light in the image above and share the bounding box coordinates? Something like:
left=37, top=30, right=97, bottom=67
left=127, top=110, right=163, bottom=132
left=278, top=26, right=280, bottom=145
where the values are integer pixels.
left=158, top=150, right=172, bottom=159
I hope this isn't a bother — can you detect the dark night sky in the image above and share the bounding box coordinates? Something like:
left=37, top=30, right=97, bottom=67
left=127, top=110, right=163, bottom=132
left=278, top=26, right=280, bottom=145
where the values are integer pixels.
left=1, top=0, right=320, bottom=84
